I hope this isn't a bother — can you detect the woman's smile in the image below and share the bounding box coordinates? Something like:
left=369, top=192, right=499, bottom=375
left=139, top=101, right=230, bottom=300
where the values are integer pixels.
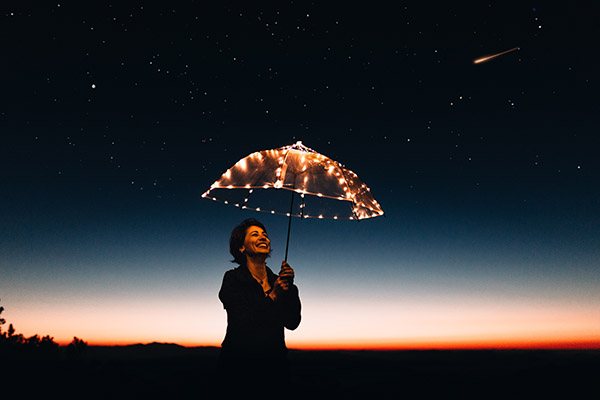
left=241, top=226, right=271, bottom=255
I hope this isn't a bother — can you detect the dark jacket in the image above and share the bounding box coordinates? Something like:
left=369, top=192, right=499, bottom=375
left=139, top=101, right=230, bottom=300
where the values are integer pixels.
left=218, top=264, right=301, bottom=362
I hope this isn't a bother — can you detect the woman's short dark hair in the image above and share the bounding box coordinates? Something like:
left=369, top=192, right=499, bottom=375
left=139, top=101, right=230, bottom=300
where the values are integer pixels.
left=229, top=218, right=268, bottom=265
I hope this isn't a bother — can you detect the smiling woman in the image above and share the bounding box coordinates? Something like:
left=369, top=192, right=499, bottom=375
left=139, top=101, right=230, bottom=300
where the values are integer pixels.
left=217, top=218, right=302, bottom=394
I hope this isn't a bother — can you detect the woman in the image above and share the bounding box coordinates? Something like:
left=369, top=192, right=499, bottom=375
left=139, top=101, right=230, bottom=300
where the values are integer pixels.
left=217, top=218, right=302, bottom=389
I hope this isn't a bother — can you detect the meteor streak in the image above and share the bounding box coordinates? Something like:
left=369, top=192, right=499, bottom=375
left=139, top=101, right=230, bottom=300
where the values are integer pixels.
left=473, top=46, right=520, bottom=64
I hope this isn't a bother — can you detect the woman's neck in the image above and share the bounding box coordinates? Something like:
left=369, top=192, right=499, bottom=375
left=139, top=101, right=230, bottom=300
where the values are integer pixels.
left=246, top=256, right=267, bottom=280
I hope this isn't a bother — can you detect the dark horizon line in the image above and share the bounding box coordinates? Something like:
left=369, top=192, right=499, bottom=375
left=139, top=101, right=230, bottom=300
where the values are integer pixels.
left=82, top=341, right=600, bottom=351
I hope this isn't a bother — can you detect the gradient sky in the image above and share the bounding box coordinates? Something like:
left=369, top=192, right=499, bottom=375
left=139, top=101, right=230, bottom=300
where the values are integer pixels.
left=1, top=3, right=599, bottom=349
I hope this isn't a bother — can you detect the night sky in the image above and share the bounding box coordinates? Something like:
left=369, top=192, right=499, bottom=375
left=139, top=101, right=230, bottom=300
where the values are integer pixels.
left=1, top=2, right=599, bottom=348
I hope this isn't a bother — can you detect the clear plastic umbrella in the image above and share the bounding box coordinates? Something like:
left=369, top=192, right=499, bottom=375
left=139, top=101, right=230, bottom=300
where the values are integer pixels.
left=202, top=141, right=384, bottom=260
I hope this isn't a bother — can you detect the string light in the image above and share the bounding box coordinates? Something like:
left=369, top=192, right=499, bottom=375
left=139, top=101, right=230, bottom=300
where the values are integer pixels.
left=202, top=141, right=384, bottom=220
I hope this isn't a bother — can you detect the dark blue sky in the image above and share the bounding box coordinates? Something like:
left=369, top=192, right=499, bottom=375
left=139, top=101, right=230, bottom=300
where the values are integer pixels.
left=1, top=2, right=598, bottom=347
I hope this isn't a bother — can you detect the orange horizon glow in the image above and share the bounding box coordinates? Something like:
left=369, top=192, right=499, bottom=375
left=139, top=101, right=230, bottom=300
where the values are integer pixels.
left=62, top=333, right=600, bottom=351
left=9, top=292, right=600, bottom=352
left=71, top=339, right=600, bottom=351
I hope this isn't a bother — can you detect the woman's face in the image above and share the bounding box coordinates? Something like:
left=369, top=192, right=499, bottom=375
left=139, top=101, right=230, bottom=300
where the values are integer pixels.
left=240, top=225, right=271, bottom=258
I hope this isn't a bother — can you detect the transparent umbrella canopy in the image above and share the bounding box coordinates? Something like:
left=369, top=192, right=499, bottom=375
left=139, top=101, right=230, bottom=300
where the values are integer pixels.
left=202, top=141, right=384, bottom=259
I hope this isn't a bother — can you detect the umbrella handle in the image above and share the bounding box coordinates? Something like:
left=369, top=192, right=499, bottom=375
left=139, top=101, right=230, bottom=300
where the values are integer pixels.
left=284, top=190, right=293, bottom=262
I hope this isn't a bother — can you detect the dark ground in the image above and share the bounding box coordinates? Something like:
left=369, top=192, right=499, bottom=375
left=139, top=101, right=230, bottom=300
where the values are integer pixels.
left=4, top=344, right=599, bottom=399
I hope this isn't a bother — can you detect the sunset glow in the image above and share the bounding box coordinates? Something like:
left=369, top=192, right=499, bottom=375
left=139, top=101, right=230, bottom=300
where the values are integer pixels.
left=5, top=260, right=599, bottom=350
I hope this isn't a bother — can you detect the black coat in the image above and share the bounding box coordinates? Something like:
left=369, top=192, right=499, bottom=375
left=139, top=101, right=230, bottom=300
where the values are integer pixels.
left=217, top=263, right=301, bottom=377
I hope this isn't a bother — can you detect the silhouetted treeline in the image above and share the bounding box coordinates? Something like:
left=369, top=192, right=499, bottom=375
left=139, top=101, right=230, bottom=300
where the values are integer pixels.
left=0, top=299, right=87, bottom=360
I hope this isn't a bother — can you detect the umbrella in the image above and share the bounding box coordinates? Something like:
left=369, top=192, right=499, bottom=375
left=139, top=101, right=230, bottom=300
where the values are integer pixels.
left=202, top=141, right=384, bottom=260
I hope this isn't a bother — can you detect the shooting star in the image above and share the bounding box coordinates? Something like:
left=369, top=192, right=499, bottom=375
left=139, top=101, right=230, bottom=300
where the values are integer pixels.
left=473, top=46, right=520, bottom=64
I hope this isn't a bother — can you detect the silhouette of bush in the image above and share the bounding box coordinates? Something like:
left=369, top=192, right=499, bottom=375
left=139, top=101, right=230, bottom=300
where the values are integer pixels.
left=0, top=300, right=78, bottom=360
left=66, top=336, right=88, bottom=360
left=0, top=301, right=6, bottom=339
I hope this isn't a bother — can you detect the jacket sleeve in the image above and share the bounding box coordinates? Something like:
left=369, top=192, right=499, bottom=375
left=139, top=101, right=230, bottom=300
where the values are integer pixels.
left=219, top=270, right=263, bottom=325
left=281, top=284, right=301, bottom=330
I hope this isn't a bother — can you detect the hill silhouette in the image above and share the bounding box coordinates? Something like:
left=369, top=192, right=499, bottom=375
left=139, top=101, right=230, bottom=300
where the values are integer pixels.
left=4, top=343, right=598, bottom=398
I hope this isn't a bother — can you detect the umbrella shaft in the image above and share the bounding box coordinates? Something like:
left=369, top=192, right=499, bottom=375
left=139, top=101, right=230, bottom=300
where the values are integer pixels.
left=284, top=190, right=294, bottom=262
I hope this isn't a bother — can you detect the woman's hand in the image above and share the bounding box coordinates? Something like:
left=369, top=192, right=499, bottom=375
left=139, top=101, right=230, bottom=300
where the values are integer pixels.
left=279, top=261, right=294, bottom=285
left=271, top=261, right=295, bottom=298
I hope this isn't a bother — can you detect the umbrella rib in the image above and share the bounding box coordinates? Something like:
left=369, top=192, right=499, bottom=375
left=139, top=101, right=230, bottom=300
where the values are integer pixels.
left=338, top=166, right=360, bottom=220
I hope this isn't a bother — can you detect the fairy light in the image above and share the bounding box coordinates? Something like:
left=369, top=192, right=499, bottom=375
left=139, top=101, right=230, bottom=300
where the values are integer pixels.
left=202, top=141, right=384, bottom=220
